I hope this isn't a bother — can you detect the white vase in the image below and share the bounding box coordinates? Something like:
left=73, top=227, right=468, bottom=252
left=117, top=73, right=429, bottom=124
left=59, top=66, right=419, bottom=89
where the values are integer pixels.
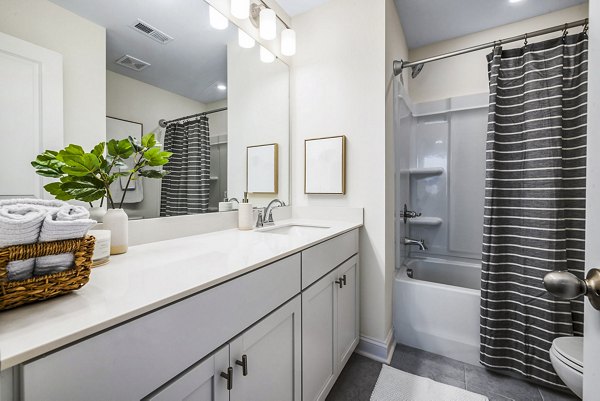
left=103, top=208, right=128, bottom=255
left=89, top=206, right=106, bottom=223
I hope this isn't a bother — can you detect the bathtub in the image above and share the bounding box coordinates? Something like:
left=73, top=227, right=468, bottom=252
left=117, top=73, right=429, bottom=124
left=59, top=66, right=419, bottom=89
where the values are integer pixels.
left=394, top=257, right=481, bottom=366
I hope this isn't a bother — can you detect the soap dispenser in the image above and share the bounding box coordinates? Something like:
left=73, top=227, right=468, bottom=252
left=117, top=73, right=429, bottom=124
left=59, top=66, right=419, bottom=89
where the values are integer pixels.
left=238, top=192, right=254, bottom=230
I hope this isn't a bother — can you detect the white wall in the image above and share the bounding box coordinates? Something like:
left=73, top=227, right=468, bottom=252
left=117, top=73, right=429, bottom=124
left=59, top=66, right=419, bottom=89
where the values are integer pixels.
left=408, top=4, right=589, bottom=103
left=0, top=0, right=106, bottom=150
left=107, top=70, right=208, bottom=136
left=106, top=70, right=208, bottom=218
left=228, top=43, right=290, bottom=207
left=292, top=0, right=408, bottom=346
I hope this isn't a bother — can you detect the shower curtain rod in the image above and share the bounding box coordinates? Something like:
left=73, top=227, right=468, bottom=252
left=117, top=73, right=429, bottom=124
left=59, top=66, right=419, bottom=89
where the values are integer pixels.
left=393, top=18, right=588, bottom=77
left=159, top=107, right=228, bottom=128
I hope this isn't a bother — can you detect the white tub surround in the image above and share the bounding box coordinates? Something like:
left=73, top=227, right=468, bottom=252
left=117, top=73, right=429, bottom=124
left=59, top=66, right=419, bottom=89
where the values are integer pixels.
left=394, top=257, right=481, bottom=366
left=0, top=212, right=362, bottom=401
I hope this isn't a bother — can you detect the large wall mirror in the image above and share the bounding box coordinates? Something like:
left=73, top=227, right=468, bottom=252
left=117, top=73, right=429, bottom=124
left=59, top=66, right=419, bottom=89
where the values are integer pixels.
left=21, top=0, right=290, bottom=219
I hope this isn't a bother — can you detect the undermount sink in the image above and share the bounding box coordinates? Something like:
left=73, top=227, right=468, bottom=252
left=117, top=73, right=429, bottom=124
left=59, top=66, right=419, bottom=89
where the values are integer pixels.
left=259, top=224, right=330, bottom=235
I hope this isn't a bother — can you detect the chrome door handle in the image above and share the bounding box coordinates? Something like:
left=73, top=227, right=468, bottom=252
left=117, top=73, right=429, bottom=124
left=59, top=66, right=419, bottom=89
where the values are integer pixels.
left=543, top=268, right=600, bottom=310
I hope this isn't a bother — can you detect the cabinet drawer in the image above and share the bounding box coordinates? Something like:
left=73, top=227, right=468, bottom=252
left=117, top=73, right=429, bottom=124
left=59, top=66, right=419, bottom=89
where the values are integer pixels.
left=302, top=230, right=358, bottom=289
left=21, top=254, right=301, bottom=401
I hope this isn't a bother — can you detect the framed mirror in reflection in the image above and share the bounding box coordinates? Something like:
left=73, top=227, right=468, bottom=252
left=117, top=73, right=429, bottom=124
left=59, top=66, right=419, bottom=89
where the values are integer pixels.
left=247, top=143, right=278, bottom=194
left=45, top=0, right=290, bottom=219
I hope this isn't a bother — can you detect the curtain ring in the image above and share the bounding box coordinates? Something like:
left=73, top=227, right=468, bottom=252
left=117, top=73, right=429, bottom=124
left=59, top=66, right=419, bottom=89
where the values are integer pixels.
left=524, top=33, right=528, bottom=46
left=562, top=23, right=569, bottom=43
left=583, top=19, right=589, bottom=37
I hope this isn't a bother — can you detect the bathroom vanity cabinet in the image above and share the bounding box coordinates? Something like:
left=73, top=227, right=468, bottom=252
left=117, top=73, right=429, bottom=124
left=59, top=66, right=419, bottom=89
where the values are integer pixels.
left=0, top=227, right=359, bottom=401
left=302, top=234, right=360, bottom=401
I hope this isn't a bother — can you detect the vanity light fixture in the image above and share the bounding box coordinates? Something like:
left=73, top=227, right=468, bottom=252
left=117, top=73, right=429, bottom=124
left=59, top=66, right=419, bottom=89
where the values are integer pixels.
left=281, top=28, right=296, bottom=56
left=259, top=8, right=277, bottom=40
left=231, top=0, right=250, bottom=19
left=260, top=46, right=275, bottom=63
left=209, top=6, right=229, bottom=30
left=238, top=28, right=256, bottom=48
left=236, top=2, right=298, bottom=57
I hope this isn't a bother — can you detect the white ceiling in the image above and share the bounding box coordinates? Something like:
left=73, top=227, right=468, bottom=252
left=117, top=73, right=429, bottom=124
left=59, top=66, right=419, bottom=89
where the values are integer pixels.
left=50, top=0, right=235, bottom=104
left=395, top=0, right=588, bottom=49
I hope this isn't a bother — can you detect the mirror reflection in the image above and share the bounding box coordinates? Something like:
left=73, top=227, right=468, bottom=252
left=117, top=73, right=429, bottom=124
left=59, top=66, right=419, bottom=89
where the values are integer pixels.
left=49, top=0, right=290, bottom=219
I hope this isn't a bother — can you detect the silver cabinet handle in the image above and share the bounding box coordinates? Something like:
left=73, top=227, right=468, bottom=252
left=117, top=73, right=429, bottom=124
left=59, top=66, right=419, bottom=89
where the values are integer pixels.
left=543, top=268, right=600, bottom=310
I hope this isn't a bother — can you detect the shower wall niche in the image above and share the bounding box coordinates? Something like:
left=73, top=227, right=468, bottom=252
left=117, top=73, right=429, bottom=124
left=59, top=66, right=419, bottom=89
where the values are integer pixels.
left=405, top=93, right=488, bottom=261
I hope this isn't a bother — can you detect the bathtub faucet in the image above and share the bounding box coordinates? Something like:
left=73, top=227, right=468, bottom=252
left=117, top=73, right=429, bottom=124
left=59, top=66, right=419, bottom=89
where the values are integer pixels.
left=404, top=237, right=427, bottom=251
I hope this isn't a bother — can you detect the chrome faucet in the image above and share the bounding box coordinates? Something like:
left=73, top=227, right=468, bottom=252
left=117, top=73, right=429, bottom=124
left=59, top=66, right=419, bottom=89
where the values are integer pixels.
left=404, top=237, right=427, bottom=251
left=263, top=199, right=286, bottom=226
left=256, top=209, right=264, bottom=228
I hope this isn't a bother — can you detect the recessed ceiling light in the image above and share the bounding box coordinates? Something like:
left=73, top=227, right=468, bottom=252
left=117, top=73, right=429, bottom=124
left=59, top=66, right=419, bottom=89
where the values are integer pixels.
left=509, top=0, right=523, bottom=3
left=217, top=84, right=227, bottom=91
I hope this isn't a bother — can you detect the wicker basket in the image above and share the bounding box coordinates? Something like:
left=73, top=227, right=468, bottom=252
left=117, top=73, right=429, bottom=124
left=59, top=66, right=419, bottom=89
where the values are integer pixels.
left=0, top=236, right=95, bottom=311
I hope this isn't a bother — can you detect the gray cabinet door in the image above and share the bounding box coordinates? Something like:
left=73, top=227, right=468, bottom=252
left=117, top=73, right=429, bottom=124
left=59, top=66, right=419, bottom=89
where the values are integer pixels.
left=230, top=296, right=301, bottom=401
left=336, top=256, right=360, bottom=368
left=146, top=347, right=230, bottom=401
left=302, top=270, right=338, bottom=401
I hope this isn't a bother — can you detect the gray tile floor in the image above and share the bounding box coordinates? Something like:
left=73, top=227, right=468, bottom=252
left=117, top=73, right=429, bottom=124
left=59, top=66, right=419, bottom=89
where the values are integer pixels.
left=326, top=343, right=579, bottom=401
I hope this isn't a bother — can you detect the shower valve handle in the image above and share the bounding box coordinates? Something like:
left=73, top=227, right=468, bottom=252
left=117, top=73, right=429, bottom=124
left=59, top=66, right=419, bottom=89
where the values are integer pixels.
left=543, top=269, right=600, bottom=311
left=402, top=204, right=422, bottom=224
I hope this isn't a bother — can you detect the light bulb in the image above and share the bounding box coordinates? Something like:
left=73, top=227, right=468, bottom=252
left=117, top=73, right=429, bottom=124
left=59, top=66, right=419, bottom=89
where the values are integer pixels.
left=217, top=84, right=227, bottom=91
left=231, top=0, right=249, bottom=19
left=209, top=6, right=229, bottom=30
left=238, top=28, right=255, bottom=48
left=281, top=28, right=296, bottom=56
left=260, top=46, right=275, bottom=63
left=259, top=8, right=276, bottom=40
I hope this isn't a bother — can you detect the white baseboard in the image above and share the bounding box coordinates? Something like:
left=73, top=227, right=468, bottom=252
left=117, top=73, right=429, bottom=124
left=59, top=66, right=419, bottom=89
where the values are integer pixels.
left=355, top=328, right=396, bottom=364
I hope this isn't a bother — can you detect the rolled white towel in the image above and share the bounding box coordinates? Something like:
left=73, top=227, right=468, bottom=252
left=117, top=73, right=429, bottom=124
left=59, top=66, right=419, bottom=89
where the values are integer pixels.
left=0, top=204, right=46, bottom=247
left=0, top=204, right=47, bottom=281
left=0, top=198, right=64, bottom=212
left=35, top=205, right=96, bottom=276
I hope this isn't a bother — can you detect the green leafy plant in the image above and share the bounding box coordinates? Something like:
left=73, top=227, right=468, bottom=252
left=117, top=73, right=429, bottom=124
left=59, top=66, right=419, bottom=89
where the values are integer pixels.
left=31, top=133, right=172, bottom=209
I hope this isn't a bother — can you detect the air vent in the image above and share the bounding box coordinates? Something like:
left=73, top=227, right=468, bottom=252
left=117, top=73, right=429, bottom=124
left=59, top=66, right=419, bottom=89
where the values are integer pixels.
left=130, top=19, right=174, bottom=44
left=115, top=55, right=151, bottom=71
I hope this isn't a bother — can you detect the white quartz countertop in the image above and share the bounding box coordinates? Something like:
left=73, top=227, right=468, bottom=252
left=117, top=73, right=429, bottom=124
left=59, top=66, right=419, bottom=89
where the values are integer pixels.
left=0, top=218, right=362, bottom=370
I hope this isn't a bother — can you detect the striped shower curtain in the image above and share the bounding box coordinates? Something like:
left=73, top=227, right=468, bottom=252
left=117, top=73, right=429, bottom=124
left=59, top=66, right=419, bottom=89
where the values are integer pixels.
left=480, top=33, right=587, bottom=388
left=160, top=117, right=211, bottom=216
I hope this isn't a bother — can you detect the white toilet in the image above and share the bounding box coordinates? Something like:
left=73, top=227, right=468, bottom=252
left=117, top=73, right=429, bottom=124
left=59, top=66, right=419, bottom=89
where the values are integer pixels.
left=549, top=336, right=583, bottom=399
